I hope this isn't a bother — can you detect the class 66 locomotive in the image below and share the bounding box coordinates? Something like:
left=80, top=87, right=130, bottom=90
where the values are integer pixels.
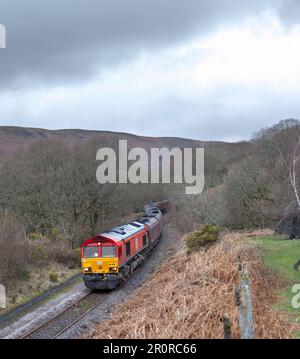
left=81, top=201, right=168, bottom=290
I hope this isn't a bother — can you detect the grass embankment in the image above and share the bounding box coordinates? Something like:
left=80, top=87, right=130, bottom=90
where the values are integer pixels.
left=0, top=266, right=80, bottom=315
left=248, top=235, right=300, bottom=338
left=86, top=231, right=292, bottom=339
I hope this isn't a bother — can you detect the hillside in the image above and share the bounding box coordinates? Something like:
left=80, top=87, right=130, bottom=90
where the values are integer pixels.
left=0, top=126, right=249, bottom=156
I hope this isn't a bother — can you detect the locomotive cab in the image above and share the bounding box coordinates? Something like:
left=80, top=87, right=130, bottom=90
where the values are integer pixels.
left=81, top=241, right=119, bottom=275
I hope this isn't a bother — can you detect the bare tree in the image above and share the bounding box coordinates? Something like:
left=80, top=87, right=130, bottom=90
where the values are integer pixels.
left=278, top=136, right=300, bottom=210
left=254, top=119, right=300, bottom=212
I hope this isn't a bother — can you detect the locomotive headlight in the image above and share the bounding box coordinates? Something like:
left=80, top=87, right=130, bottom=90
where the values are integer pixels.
left=109, top=267, right=117, bottom=271
left=84, top=267, right=91, bottom=272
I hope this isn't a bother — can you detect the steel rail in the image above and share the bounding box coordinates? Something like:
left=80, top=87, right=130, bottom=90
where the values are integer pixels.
left=51, top=292, right=114, bottom=339
left=20, top=290, right=93, bottom=339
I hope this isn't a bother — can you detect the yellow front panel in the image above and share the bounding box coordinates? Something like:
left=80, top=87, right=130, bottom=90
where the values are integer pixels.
left=82, top=257, right=119, bottom=274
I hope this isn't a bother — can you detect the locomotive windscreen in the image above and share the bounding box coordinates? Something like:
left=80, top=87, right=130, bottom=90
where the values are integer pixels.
left=101, top=246, right=116, bottom=258
left=84, top=246, right=99, bottom=258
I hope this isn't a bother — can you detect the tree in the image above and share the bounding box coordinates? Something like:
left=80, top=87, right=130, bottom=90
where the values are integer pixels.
left=254, top=119, right=300, bottom=211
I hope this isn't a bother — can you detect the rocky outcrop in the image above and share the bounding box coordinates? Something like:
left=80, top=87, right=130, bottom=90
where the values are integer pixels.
left=276, top=203, right=300, bottom=239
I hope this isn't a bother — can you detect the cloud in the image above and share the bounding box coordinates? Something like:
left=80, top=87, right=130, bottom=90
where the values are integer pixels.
left=278, top=0, right=300, bottom=26
left=2, top=13, right=300, bottom=141
left=0, top=0, right=275, bottom=89
left=1, top=0, right=300, bottom=140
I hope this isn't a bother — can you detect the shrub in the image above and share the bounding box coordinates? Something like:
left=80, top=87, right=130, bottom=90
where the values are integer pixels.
left=0, top=212, right=32, bottom=285
left=28, top=232, right=44, bottom=241
left=185, top=224, right=221, bottom=252
left=47, top=242, right=79, bottom=268
left=32, top=244, right=46, bottom=262
left=49, top=227, right=62, bottom=240
left=73, top=247, right=82, bottom=267
left=49, top=271, right=59, bottom=282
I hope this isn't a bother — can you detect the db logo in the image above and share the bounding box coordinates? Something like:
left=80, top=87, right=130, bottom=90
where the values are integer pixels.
left=0, top=24, right=6, bottom=49
left=0, top=283, right=6, bottom=309
left=292, top=284, right=300, bottom=309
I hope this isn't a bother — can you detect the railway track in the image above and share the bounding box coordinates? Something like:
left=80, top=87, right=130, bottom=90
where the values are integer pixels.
left=18, top=230, right=163, bottom=339
left=0, top=273, right=82, bottom=331
left=19, top=263, right=145, bottom=339
left=20, top=290, right=113, bottom=339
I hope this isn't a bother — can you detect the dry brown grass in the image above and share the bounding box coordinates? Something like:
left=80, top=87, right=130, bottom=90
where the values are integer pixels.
left=5, top=264, right=79, bottom=307
left=0, top=211, right=80, bottom=310
left=86, top=231, right=293, bottom=339
left=242, top=228, right=275, bottom=238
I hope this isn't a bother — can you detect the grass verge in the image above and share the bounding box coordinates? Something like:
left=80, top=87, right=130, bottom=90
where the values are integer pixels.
left=0, top=265, right=80, bottom=314
left=248, top=235, right=300, bottom=338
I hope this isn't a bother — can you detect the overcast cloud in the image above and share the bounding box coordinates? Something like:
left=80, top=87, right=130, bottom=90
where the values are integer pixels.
left=0, top=0, right=300, bottom=141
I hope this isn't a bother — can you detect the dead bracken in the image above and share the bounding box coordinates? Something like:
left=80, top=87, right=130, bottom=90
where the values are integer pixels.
left=86, top=231, right=294, bottom=339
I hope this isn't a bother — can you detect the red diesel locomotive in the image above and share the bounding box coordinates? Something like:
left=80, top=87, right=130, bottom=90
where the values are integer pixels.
left=81, top=201, right=167, bottom=290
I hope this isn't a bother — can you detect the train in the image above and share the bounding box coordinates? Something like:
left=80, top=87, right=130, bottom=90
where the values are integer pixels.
left=81, top=201, right=168, bottom=290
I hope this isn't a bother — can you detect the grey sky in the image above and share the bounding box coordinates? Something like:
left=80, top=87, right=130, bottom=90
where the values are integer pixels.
left=0, top=0, right=300, bottom=141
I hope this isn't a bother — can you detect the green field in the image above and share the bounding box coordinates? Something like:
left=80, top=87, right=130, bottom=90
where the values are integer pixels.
left=249, top=236, right=300, bottom=338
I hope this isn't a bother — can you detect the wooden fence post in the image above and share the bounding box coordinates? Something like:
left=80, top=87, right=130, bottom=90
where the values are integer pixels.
left=238, top=267, right=254, bottom=339
left=0, top=284, right=6, bottom=309
left=223, top=315, right=232, bottom=339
